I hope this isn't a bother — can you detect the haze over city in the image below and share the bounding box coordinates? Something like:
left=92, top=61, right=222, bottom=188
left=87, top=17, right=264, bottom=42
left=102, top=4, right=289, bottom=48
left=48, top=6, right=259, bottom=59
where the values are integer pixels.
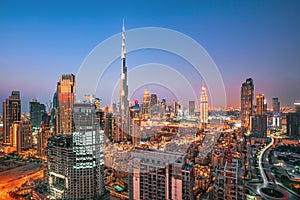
left=1, top=0, right=300, bottom=112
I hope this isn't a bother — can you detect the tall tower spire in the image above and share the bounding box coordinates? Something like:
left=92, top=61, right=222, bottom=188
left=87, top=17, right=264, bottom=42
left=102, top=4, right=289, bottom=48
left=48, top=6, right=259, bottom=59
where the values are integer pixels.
left=121, top=19, right=126, bottom=60
left=119, top=20, right=129, bottom=141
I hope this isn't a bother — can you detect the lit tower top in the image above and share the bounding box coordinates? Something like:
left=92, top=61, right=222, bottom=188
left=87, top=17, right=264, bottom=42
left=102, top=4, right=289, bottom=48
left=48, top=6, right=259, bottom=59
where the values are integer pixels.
left=120, top=20, right=129, bottom=118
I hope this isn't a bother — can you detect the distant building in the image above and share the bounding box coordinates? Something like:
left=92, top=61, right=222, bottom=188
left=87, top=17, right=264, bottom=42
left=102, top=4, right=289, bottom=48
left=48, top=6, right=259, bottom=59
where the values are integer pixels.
left=251, top=94, right=267, bottom=137
left=30, top=99, right=46, bottom=130
left=3, top=91, right=21, bottom=145
left=11, top=120, right=32, bottom=154
left=56, top=74, right=76, bottom=135
left=128, top=148, right=194, bottom=200
left=150, top=94, right=158, bottom=115
left=200, top=83, right=208, bottom=123
left=241, top=78, right=254, bottom=130
left=47, top=103, right=105, bottom=199
left=272, top=97, right=281, bottom=128
left=189, top=100, right=195, bottom=116
left=287, top=100, right=300, bottom=136
left=141, top=88, right=151, bottom=119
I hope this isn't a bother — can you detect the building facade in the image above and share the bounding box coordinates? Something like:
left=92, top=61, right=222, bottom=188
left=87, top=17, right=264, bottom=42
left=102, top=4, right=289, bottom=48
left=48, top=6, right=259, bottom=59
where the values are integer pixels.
left=56, top=74, right=76, bottom=135
left=128, top=148, right=194, bottom=200
left=200, top=84, right=208, bottom=124
left=47, top=103, right=105, bottom=199
left=241, top=78, right=254, bottom=130
left=30, top=98, right=46, bottom=130
left=3, top=91, right=21, bottom=145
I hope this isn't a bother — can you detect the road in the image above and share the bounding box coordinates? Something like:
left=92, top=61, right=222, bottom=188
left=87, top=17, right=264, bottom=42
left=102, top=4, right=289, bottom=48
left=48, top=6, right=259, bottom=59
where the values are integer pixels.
left=0, top=163, right=44, bottom=200
left=258, top=137, right=300, bottom=200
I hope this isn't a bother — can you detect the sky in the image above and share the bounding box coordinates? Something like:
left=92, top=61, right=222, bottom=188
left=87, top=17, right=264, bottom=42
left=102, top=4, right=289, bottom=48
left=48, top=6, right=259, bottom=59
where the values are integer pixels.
left=0, top=0, right=300, bottom=112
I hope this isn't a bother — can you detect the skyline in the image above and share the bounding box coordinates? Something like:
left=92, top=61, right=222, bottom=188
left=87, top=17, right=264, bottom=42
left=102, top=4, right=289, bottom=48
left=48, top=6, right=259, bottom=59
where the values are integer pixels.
left=1, top=0, right=300, bottom=112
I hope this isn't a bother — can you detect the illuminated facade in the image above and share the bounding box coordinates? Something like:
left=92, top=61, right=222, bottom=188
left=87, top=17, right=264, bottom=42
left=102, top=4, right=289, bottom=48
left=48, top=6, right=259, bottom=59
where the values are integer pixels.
left=141, top=88, right=151, bottom=119
left=47, top=103, right=105, bottom=199
left=56, top=74, right=76, bottom=135
left=251, top=94, right=267, bottom=137
left=11, top=120, right=32, bottom=154
left=241, top=78, right=254, bottom=130
left=200, top=83, right=208, bottom=123
left=2, top=91, right=21, bottom=145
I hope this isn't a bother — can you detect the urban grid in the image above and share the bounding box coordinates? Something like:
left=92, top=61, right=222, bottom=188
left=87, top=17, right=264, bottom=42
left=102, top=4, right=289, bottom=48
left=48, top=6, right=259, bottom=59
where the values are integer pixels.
left=0, top=1, right=300, bottom=200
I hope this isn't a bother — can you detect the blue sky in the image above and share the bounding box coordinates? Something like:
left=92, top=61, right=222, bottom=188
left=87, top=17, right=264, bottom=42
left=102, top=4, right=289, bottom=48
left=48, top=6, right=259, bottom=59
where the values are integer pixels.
left=0, top=0, right=300, bottom=112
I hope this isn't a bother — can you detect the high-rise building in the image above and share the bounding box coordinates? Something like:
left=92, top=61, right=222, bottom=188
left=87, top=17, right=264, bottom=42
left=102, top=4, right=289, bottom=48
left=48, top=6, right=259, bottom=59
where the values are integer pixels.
left=189, top=100, right=195, bottom=116
left=11, top=120, right=32, bottom=154
left=160, top=98, right=166, bottom=118
left=128, top=148, right=194, bottom=200
left=251, top=94, right=267, bottom=137
left=141, top=88, right=151, bottom=119
left=287, top=100, right=300, bottom=136
left=272, top=97, right=281, bottom=128
left=150, top=94, right=158, bottom=115
left=241, top=78, right=254, bottom=130
left=119, top=21, right=129, bottom=140
left=200, top=83, right=208, bottom=123
left=30, top=98, right=46, bottom=130
left=47, top=102, right=105, bottom=199
left=3, top=91, right=21, bottom=145
left=56, top=74, right=76, bottom=135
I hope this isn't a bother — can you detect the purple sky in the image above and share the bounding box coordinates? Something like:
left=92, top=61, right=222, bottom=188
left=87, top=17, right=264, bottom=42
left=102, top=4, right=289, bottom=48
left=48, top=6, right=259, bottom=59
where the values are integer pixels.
left=0, top=0, right=300, bottom=112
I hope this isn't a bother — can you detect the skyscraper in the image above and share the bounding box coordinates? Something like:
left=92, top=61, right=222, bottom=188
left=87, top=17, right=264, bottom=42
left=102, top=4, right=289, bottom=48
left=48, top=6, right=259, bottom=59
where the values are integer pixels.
left=141, top=88, right=151, bottom=119
left=47, top=102, right=105, bottom=199
left=189, top=100, right=195, bottom=116
left=251, top=94, right=267, bottom=137
left=119, top=21, right=129, bottom=138
left=11, top=120, right=32, bottom=154
left=241, top=78, right=254, bottom=130
left=56, top=74, right=76, bottom=135
left=272, top=97, right=281, bottom=128
left=200, top=83, right=208, bottom=123
left=30, top=98, right=46, bottom=130
left=150, top=94, right=158, bottom=115
left=287, top=100, right=300, bottom=136
left=3, top=91, right=21, bottom=145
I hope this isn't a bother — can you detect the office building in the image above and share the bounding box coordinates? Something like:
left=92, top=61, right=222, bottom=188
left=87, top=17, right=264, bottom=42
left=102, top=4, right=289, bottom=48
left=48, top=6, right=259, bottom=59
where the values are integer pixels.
left=150, top=94, right=158, bottom=115
left=11, top=120, right=32, bottom=154
left=3, top=91, right=21, bottom=145
left=272, top=97, right=281, bottom=128
left=241, top=78, right=254, bottom=130
left=56, top=74, right=76, bottom=135
left=30, top=98, right=46, bottom=130
left=47, top=103, right=105, bottom=199
left=128, top=148, right=194, bottom=200
left=189, top=100, right=195, bottom=116
left=287, top=100, right=300, bottom=136
left=141, top=88, right=151, bottom=119
left=251, top=94, right=267, bottom=137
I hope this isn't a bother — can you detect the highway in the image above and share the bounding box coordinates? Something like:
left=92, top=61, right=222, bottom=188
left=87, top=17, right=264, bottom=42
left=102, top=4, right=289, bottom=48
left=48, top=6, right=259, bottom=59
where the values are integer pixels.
left=257, top=137, right=300, bottom=200
left=0, top=163, right=44, bottom=200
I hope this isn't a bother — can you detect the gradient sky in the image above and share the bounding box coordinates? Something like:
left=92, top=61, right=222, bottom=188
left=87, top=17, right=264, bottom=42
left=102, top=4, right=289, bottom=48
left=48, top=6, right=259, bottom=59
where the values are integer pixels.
left=0, top=0, right=300, bottom=112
